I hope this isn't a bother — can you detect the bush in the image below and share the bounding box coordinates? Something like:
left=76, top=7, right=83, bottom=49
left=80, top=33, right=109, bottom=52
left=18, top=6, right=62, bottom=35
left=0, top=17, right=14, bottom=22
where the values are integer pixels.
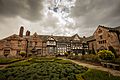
left=83, top=54, right=99, bottom=62
left=19, top=51, right=26, bottom=57
left=97, top=50, right=115, bottom=61
left=64, top=52, right=69, bottom=57
left=108, top=46, right=118, bottom=58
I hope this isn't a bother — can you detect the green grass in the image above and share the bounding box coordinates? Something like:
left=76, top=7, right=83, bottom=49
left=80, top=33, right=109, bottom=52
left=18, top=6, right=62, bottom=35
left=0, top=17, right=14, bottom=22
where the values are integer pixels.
left=82, top=69, right=120, bottom=80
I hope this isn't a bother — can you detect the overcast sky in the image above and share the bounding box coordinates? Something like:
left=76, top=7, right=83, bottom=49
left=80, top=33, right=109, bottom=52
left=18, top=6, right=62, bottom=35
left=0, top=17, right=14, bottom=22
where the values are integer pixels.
left=0, top=0, right=120, bottom=39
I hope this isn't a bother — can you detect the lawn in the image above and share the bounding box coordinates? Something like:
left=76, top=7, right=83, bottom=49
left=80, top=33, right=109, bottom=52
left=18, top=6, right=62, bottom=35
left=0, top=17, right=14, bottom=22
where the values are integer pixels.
left=0, top=57, right=120, bottom=80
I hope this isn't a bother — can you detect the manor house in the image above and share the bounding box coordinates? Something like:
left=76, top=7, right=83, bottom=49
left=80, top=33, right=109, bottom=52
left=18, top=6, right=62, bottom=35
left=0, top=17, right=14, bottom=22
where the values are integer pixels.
left=0, top=25, right=120, bottom=57
left=0, top=26, right=88, bottom=57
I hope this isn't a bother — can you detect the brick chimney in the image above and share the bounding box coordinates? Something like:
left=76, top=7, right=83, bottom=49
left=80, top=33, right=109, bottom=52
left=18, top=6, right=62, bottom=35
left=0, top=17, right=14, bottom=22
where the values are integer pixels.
left=83, top=36, right=86, bottom=38
left=19, top=26, right=24, bottom=37
left=26, top=30, right=30, bottom=36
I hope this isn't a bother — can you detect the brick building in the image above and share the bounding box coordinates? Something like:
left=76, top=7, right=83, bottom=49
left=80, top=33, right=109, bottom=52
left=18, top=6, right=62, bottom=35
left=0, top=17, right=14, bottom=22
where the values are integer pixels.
left=0, top=26, right=87, bottom=57
left=87, top=25, right=120, bottom=55
left=1, top=25, right=119, bottom=57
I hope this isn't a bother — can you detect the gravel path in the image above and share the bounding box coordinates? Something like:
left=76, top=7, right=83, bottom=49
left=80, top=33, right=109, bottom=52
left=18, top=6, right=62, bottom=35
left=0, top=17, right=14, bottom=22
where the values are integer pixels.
left=61, top=58, right=120, bottom=76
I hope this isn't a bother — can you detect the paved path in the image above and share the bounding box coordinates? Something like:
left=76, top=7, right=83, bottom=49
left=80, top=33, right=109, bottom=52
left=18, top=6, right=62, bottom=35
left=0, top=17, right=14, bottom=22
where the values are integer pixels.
left=61, top=58, right=120, bottom=76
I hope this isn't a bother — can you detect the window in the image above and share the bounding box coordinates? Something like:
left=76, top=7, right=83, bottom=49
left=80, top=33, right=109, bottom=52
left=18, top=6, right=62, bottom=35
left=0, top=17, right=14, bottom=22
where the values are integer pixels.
left=18, top=40, right=22, bottom=47
left=99, top=35, right=103, bottom=39
left=35, top=42, right=37, bottom=46
left=99, top=40, right=106, bottom=44
left=47, top=41, right=56, bottom=45
left=4, top=50, right=10, bottom=54
left=5, top=40, right=11, bottom=46
left=98, top=29, right=102, bottom=34
left=104, top=40, right=106, bottom=43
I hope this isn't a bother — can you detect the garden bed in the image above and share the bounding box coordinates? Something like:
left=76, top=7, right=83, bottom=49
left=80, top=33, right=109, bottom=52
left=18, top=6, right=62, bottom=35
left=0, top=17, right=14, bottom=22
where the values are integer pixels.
left=0, top=58, right=23, bottom=64
left=0, top=58, right=88, bottom=80
left=0, top=57, right=120, bottom=80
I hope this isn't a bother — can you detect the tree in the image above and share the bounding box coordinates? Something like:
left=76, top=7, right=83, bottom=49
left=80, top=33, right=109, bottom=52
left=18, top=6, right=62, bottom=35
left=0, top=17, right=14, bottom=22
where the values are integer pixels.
left=108, top=46, right=118, bottom=58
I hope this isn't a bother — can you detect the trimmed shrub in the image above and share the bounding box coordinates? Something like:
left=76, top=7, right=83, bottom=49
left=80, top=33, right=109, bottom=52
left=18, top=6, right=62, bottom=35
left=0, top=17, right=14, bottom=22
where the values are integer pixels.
left=83, top=54, right=99, bottom=62
left=97, top=50, right=115, bottom=61
left=64, top=52, right=69, bottom=57
left=19, top=51, right=26, bottom=57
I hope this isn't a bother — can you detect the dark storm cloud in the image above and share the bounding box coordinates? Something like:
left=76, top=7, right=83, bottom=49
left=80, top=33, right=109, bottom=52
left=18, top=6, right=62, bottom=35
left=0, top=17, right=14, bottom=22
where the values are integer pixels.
left=71, top=0, right=120, bottom=29
left=0, top=0, right=120, bottom=38
left=0, top=0, right=44, bottom=22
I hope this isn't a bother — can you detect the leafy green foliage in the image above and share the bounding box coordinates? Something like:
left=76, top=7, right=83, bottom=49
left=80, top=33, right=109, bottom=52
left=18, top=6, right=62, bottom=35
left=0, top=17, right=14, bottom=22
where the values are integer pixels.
left=108, top=46, right=118, bottom=58
left=0, top=58, right=21, bottom=64
left=83, top=54, right=99, bottom=62
left=64, top=52, right=69, bottom=57
left=19, top=51, right=26, bottom=57
left=0, top=58, right=88, bottom=80
left=97, top=50, right=115, bottom=60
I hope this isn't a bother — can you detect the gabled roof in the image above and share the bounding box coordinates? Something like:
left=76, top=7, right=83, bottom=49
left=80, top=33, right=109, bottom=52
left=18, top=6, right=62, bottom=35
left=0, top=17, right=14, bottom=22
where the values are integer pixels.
left=93, top=25, right=120, bottom=35
left=71, top=34, right=82, bottom=40
left=53, top=36, right=71, bottom=42
left=99, top=25, right=113, bottom=30
left=1, top=34, right=23, bottom=41
left=38, top=35, right=71, bottom=43
left=115, top=26, right=120, bottom=31
left=85, top=36, right=96, bottom=42
left=0, top=33, right=84, bottom=43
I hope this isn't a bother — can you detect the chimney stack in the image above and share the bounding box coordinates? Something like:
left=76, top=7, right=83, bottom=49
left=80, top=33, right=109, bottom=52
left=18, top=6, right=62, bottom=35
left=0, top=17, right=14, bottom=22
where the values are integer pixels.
left=19, top=26, right=24, bottom=37
left=26, top=30, right=30, bottom=36
left=83, top=36, right=86, bottom=38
